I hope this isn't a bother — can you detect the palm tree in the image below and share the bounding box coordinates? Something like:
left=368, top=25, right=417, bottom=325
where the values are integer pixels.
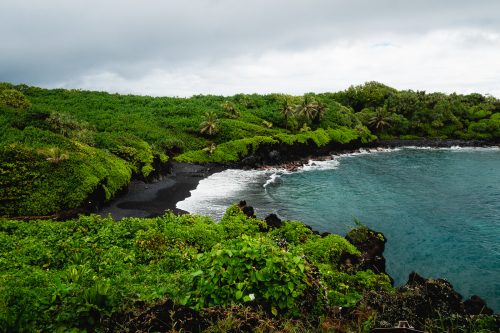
left=279, top=97, right=295, bottom=129
left=312, top=101, right=327, bottom=124
left=202, top=142, right=217, bottom=155
left=369, top=107, right=392, bottom=133
left=199, top=111, right=219, bottom=136
left=296, top=96, right=318, bottom=123
left=299, top=123, right=311, bottom=132
left=222, top=101, right=240, bottom=119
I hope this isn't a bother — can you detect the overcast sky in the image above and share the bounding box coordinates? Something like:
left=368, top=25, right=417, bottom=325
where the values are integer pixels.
left=1, top=0, right=500, bottom=97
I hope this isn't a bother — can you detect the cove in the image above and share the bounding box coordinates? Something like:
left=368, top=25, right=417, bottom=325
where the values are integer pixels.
left=177, top=147, right=500, bottom=311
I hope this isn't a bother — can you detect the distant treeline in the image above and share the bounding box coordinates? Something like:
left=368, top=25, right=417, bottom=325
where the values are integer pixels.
left=1, top=82, right=499, bottom=216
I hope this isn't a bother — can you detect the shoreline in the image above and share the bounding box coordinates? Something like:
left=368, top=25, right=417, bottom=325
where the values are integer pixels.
left=98, top=162, right=226, bottom=220
left=95, top=138, right=498, bottom=220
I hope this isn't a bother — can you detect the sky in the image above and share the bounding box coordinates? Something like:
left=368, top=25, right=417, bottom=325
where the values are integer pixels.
left=1, top=0, right=500, bottom=97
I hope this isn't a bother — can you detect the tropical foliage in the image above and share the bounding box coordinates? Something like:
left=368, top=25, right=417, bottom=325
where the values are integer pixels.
left=0, top=81, right=499, bottom=217
left=199, top=111, right=220, bottom=136
left=0, top=205, right=393, bottom=332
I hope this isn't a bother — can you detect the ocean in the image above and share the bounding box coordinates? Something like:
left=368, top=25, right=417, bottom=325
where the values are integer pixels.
left=177, top=147, right=500, bottom=311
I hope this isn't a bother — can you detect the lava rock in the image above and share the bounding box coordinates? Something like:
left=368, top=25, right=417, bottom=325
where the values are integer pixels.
left=358, top=273, right=484, bottom=330
left=264, top=213, right=283, bottom=229
left=345, top=226, right=387, bottom=275
left=407, top=271, right=427, bottom=285
left=242, top=206, right=255, bottom=218
left=268, top=150, right=281, bottom=162
left=463, top=295, right=494, bottom=315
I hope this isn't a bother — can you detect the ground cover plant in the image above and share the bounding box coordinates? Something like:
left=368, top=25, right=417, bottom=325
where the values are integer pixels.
left=0, top=205, right=394, bottom=332
left=1, top=205, right=497, bottom=332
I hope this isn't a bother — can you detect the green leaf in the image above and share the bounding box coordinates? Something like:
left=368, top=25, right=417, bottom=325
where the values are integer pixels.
left=271, top=306, right=278, bottom=316
left=191, top=270, right=203, bottom=277
left=255, top=271, right=265, bottom=281
left=235, top=290, right=243, bottom=300
left=298, top=263, right=305, bottom=272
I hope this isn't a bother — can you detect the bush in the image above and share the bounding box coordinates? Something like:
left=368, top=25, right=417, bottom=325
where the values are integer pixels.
left=319, top=266, right=393, bottom=307
left=302, top=234, right=360, bottom=266
left=219, top=205, right=266, bottom=239
left=186, top=235, right=310, bottom=315
left=0, top=88, right=32, bottom=110
left=268, top=221, right=314, bottom=245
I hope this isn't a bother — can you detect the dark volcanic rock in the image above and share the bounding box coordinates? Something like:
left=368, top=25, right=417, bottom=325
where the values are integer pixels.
left=242, top=206, right=255, bottom=218
left=264, top=213, right=283, bottom=229
left=268, top=150, right=281, bottom=163
left=238, top=200, right=256, bottom=218
left=359, top=272, right=498, bottom=331
left=103, top=299, right=201, bottom=332
left=345, top=226, right=388, bottom=275
left=464, top=295, right=494, bottom=315
left=407, top=271, right=427, bottom=285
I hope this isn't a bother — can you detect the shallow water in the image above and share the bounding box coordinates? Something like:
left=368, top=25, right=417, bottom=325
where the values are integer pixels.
left=177, top=147, right=500, bottom=311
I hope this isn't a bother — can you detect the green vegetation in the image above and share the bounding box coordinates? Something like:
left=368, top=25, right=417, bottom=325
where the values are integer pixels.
left=333, top=81, right=500, bottom=139
left=1, top=81, right=499, bottom=217
left=0, top=205, right=394, bottom=332
left=1, top=81, right=498, bottom=331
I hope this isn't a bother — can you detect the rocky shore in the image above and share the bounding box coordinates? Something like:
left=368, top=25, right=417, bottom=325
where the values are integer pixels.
left=96, top=138, right=499, bottom=220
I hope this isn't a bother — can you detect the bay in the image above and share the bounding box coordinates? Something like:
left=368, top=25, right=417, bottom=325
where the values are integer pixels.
left=177, top=147, right=500, bottom=311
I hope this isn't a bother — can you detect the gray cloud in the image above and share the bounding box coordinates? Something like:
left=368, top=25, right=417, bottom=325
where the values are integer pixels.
left=1, top=0, right=500, bottom=96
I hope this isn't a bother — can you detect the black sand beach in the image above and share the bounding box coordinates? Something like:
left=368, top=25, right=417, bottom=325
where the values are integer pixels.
left=98, top=162, right=226, bottom=220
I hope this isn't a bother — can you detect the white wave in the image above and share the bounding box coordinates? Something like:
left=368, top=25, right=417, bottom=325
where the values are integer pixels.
left=446, top=146, right=500, bottom=152
left=338, top=147, right=402, bottom=158
left=263, top=172, right=281, bottom=188
left=397, top=145, right=500, bottom=151
left=298, top=158, right=340, bottom=172
left=176, top=168, right=267, bottom=218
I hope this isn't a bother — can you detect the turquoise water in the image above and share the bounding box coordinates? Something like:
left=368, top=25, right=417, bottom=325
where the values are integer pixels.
left=178, top=147, right=500, bottom=311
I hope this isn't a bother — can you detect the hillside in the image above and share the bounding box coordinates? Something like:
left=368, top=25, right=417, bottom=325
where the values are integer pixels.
left=1, top=82, right=499, bottom=217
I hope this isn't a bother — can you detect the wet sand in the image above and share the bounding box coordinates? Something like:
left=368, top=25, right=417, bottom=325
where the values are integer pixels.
left=98, top=162, right=226, bottom=220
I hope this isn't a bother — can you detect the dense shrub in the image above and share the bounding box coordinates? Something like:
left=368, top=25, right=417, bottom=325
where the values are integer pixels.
left=186, top=236, right=311, bottom=315
left=0, top=88, right=32, bottom=110
left=302, top=234, right=360, bottom=266
left=268, top=221, right=314, bottom=245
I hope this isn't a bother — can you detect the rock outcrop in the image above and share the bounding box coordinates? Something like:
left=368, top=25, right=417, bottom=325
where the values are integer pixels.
left=359, top=272, right=498, bottom=330
left=345, top=226, right=388, bottom=275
